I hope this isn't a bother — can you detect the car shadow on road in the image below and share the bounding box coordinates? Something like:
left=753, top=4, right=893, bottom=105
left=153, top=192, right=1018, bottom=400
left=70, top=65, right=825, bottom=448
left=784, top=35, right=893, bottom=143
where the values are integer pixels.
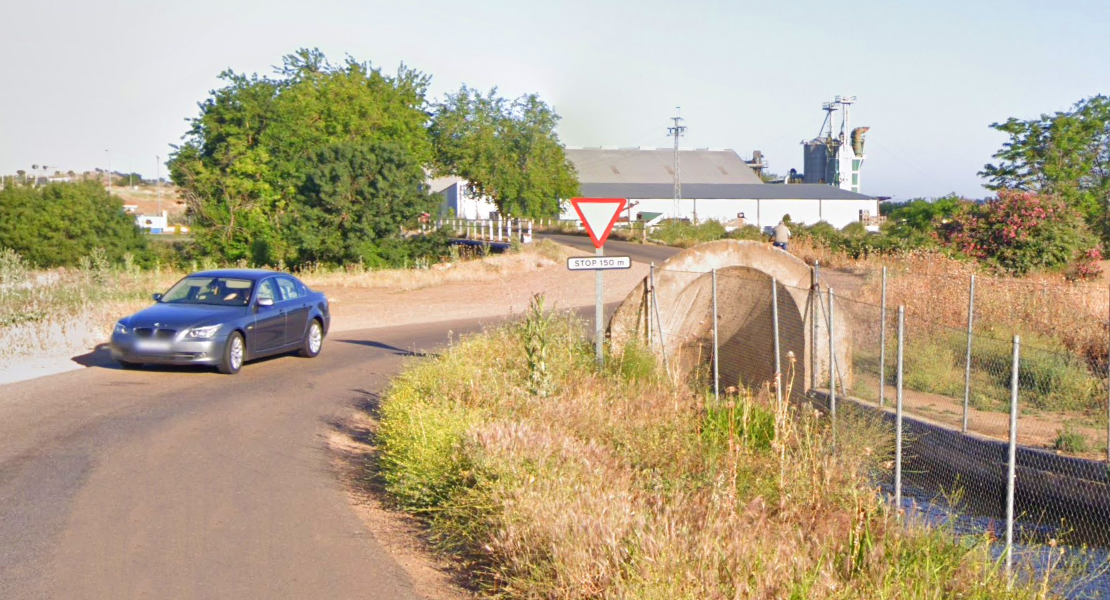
left=336, top=339, right=439, bottom=358
left=71, top=344, right=117, bottom=369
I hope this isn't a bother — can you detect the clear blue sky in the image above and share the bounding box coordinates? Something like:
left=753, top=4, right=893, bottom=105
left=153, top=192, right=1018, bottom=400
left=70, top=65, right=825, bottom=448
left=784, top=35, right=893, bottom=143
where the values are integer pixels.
left=2, top=0, right=1106, bottom=199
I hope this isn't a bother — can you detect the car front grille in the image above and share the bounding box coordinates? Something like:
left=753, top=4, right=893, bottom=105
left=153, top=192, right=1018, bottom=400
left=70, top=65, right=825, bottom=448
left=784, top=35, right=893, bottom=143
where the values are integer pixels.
left=135, top=328, right=177, bottom=340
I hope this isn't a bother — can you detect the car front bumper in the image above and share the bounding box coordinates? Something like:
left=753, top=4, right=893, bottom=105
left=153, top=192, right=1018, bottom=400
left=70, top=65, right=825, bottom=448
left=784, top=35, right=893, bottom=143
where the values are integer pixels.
left=110, top=332, right=228, bottom=366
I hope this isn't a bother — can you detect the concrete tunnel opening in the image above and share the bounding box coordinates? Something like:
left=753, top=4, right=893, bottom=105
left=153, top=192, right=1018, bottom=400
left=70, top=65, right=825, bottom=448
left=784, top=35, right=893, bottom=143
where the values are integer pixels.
left=663, top=267, right=808, bottom=402
left=607, top=240, right=850, bottom=401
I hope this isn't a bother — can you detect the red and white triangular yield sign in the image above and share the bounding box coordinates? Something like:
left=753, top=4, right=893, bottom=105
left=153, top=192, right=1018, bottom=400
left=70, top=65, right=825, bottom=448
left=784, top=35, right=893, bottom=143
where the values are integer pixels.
left=570, top=198, right=627, bottom=249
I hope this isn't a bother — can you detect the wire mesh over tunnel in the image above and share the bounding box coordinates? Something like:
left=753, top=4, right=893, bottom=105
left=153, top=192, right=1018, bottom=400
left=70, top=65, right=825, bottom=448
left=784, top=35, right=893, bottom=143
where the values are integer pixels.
left=607, top=239, right=851, bottom=399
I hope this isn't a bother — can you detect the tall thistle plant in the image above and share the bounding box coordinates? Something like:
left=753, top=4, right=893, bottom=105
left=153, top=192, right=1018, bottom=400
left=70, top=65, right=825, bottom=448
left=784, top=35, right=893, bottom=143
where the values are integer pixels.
left=522, top=294, right=553, bottom=397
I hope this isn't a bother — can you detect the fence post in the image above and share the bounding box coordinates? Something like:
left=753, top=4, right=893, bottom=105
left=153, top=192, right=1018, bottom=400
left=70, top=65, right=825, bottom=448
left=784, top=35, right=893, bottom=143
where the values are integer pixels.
left=811, top=262, right=819, bottom=392
left=772, top=277, right=782, bottom=410
left=651, top=265, right=668, bottom=371
left=879, top=266, right=888, bottom=408
left=1006, top=334, right=1020, bottom=584
left=647, top=264, right=655, bottom=350
left=712, top=268, right=720, bottom=404
left=963, top=274, right=976, bottom=433
left=895, top=306, right=905, bottom=510
left=1106, top=278, right=1109, bottom=462
left=829, top=287, right=837, bottom=424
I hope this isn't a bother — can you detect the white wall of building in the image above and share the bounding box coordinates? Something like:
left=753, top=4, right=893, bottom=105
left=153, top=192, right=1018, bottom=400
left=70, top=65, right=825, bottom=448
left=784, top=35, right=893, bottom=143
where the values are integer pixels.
left=439, top=182, right=498, bottom=220
left=559, top=197, right=880, bottom=230
left=135, top=211, right=169, bottom=233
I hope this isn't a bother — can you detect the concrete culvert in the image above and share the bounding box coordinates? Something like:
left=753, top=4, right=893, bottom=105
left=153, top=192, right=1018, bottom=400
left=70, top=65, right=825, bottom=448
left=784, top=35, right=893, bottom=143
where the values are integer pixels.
left=608, top=240, right=851, bottom=400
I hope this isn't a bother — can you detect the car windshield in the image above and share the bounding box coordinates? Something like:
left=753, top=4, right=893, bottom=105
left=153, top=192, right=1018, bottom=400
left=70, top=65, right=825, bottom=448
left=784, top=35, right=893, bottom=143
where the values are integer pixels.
left=160, top=276, right=255, bottom=307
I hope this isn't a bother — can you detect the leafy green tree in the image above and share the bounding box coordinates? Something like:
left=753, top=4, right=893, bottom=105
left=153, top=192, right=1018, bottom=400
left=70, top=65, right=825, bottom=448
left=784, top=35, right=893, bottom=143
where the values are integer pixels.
left=169, top=49, right=433, bottom=265
left=0, top=181, right=148, bottom=267
left=980, top=95, right=1110, bottom=239
left=430, top=86, right=578, bottom=218
left=287, top=140, right=437, bottom=265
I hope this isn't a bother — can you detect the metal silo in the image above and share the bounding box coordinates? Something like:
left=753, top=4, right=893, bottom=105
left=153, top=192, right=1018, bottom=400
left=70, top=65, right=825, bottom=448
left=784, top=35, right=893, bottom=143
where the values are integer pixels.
left=803, top=140, right=829, bottom=184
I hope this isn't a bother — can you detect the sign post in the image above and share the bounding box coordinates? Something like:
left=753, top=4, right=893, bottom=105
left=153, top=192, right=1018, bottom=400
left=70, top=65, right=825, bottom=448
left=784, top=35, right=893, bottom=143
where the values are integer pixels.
left=569, top=198, right=627, bottom=368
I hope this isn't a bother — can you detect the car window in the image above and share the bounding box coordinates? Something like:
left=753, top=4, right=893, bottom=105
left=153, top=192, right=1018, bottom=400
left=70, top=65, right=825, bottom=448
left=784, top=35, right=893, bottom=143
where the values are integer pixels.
left=161, top=276, right=254, bottom=307
left=277, top=277, right=303, bottom=301
left=257, top=279, right=278, bottom=303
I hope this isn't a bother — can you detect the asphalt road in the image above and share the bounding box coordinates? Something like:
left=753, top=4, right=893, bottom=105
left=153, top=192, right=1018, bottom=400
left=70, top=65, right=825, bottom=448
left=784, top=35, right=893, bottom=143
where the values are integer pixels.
left=535, top=233, right=680, bottom=265
left=0, top=316, right=505, bottom=600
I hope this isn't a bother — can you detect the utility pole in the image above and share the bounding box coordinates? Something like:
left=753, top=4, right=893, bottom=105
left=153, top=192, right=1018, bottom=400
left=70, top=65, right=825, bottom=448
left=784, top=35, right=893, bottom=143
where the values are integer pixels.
left=105, top=149, right=112, bottom=193
left=667, top=108, right=687, bottom=220
left=156, top=155, right=162, bottom=215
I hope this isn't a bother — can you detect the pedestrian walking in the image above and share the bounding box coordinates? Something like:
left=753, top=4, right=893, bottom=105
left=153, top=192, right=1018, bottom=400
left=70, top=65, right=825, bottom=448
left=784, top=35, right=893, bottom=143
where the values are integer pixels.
left=773, top=220, right=791, bottom=252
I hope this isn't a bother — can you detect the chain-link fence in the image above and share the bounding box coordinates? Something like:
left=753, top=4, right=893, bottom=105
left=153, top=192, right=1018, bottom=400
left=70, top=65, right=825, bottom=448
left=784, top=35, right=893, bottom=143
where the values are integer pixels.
left=642, top=261, right=1110, bottom=572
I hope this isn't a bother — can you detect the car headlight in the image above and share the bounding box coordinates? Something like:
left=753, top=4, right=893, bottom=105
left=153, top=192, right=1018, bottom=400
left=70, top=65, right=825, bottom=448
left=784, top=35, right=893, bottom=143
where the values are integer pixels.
left=185, top=325, right=221, bottom=339
left=114, top=321, right=129, bottom=335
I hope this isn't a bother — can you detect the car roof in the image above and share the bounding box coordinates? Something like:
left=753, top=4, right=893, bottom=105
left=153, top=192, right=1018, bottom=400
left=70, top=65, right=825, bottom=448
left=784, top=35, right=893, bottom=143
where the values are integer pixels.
left=188, top=269, right=294, bottom=281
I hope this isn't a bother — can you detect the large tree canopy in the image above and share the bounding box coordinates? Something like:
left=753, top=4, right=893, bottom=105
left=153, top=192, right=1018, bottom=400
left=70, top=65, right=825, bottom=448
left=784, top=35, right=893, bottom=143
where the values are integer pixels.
left=168, top=49, right=436, bottom=265
left=430, top=86, right=579, bottom=218
left=980, top=95, right=1110, bottom=239
left=287, top=140, right=432, bottom=266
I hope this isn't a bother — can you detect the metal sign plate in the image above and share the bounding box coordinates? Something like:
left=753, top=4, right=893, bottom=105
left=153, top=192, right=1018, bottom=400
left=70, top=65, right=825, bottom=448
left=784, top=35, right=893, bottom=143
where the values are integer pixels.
left=567, top=256, right=632, bottom=271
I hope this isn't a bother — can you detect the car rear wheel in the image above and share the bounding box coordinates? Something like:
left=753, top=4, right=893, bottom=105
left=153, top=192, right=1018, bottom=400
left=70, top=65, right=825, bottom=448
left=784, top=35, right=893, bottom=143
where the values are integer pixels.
left=218, top=332, right=245, bottom=375
left=118, top=360, right=143, bottom=370
left=299, top=319, right=323, bottom=358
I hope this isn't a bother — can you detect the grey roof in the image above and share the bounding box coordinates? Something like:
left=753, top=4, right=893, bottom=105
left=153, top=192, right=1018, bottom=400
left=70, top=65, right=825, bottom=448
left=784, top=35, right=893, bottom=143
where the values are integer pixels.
left=578, top=182, right=875, bottom=201
left=565, top=148, right=763, bottom=185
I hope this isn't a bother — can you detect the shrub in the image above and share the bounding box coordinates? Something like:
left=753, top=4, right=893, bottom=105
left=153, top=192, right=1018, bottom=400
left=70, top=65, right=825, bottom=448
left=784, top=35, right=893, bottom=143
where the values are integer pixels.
left=651, top=219, right=727, bottom=247
left=0, top=181, right=149, bottom=268
left=936, top=190, right=1099, bottom=276
left=1054, top=424, right=1090, bottom=453
left=727, top=224, right=764, bottom=241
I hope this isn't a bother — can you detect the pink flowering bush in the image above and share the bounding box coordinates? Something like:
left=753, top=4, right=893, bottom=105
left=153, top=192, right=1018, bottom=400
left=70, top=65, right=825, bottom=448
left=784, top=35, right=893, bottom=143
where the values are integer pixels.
left=1067, top=246, right=1104, bottom=281
left=936, top=190, right=1099, bottom=276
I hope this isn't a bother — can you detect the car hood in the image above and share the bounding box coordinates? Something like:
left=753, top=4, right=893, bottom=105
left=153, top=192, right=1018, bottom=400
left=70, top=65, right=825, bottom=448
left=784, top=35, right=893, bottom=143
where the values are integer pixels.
left=123, top=303, right=248, bottom=330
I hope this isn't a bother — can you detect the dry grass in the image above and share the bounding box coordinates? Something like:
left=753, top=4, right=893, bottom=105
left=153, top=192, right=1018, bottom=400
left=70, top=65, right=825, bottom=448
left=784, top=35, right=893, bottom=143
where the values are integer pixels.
left=843, top=251, right=1110, bottom=367
left=377, top=300, right=1063, bottom=599
left=298, top=240, right=571, bottom=291
left=0, top=249, right=181, bottom=362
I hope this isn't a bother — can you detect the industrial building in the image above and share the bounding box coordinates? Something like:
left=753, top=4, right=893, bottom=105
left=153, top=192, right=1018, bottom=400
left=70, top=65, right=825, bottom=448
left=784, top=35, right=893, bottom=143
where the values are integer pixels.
left=436, top=99, right=881, bottom=230
left=793, top=96, right=869, bottom=194
left=562, top=147, right=878, bottom=230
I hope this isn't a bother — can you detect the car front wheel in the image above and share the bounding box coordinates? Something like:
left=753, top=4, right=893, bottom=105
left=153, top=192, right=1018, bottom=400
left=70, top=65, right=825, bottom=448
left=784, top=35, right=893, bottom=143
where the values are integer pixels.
left=299, top=319, right=323, bottom=358
left=218, top=332, right=245, bottom=375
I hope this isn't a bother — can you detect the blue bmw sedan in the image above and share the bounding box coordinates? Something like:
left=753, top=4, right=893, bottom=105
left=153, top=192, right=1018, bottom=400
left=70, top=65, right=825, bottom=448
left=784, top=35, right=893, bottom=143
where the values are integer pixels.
left=110, top=269, right=330, bottom=374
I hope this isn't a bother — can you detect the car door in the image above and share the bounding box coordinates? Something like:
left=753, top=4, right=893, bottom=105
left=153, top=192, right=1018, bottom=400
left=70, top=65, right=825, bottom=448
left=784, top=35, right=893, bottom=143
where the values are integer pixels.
left=251, top=278, right=286, bottom=354
left=276, top=276, right=309, bottom=347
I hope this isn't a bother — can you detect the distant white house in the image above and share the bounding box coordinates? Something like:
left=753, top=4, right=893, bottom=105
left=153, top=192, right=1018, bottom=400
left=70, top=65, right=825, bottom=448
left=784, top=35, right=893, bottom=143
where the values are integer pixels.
left=135, top=210, right=169, bottom=233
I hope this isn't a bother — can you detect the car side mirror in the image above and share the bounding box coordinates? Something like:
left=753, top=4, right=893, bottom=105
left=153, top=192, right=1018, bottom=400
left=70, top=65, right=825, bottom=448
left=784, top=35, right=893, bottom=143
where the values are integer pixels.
left=257, top=298, right=274, bottom=308
left=152, top=293, right=163, bottom=301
